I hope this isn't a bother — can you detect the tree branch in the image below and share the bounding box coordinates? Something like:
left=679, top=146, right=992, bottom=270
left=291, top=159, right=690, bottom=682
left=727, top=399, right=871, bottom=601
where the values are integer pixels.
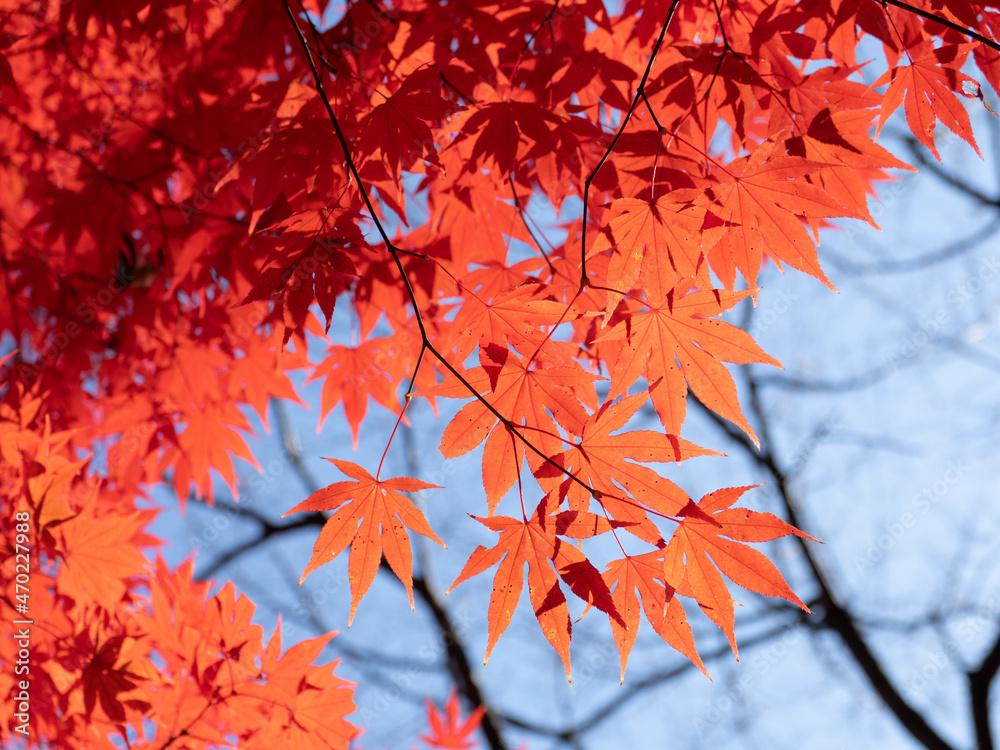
left=691, top=385, right=958, bottom=750
left=753, top=363, right=904, bottom=393
left=880, top=0, right=1000, bottom=52
left=969, top=633, right=1000, bottom=750
left=195, top=505, right=324, bottom=582
left=823, top=218, right=1000, bottom=275
left=503, top=618, right=805, bottom=740
left=580, top=2, right=681, bottom=285
left=412, top=575, right=510, bottom=750
left=905, top=137, right=1000, bottom=208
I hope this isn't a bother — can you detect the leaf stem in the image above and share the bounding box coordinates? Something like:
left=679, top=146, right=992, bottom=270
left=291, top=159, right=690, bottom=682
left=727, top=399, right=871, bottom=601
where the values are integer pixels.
left=580, top=2, right=681, bottom=287
left=283, top=0, right=606, bottom=507
left=879, top=0, right=1000, bottom=52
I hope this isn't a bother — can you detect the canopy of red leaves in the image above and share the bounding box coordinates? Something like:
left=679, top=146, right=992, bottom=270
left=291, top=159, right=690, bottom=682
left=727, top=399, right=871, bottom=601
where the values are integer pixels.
left=1, top=0, right=997, bottom=747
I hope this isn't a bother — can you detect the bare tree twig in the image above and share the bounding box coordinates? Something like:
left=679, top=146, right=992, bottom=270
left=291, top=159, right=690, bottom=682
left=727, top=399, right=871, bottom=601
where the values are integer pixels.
left=752, top=363, right=904, bottom=393
left=824, top=219, right=1000, bottom=275
left=502, top=619, right=804, bottom=740
left=905, top=137, right=1000, bottom=207
left=691, top=386, right=959, bottom=750
left=880, top=0, right=1000, bottom=52
left=969, top=635, right=1000, bottom=750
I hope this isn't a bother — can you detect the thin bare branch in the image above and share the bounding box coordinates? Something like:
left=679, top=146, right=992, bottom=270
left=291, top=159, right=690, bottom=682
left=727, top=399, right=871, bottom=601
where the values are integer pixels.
left=880, top=0, right=1000, bottom=52
left=691, top=384, right=959, bottom=750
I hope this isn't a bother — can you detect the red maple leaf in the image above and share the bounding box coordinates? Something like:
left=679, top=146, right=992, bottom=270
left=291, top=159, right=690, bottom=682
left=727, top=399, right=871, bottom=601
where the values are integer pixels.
left=448, top=494, right=621, bottom=680
left=358, top=66, right=453, bottom=178
left=664, top=486, right=815, bottom=655
left=601, top=284, right=781, bottom=441
left=421, top=691, right=485, bottom=749
left=698, top=139, right=866, bottom=291
left=282, top=459, right=445, bottom=624
left=876, top=42, right=981, bottom=160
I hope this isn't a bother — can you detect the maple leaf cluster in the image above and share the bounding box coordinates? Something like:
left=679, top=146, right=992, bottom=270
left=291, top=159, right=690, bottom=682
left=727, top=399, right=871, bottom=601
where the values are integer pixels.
left=1, top=0, right=998, bottom=745
left=0, top=353, right=357, bottom=747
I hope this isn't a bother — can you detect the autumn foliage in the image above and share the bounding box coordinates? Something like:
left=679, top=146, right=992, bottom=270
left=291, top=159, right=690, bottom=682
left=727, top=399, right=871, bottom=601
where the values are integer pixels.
left=1, top=0, right=998, bottom=746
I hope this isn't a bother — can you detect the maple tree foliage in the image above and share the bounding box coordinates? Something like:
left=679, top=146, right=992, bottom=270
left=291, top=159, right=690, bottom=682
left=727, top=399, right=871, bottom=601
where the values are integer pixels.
left=421, top=691, right=486, bottom=750
left=0, top=0, right=998, bottom=747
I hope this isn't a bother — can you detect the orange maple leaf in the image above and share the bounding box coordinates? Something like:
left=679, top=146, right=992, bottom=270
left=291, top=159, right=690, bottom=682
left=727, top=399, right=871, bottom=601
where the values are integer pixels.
left=603, top=550, right=707, bottom=682
left=589, top=196, right=710, bottom=311
left=664, top=486, right=815, bottom=656
left=282, top=458, right=445, bottom=624
left=447, top=495, right=621, bottom=680
left=875, top=42, right=981, bottom=161
left=601, top=284, right=781, bottom=441
left=698, top=139, right=865, bottom=291
left=56, top=510, right=150, bottom=611
left=538, top=393, right=720, bottom=543
left=310, top=340, right=401, bottom=448
left=785, top=107, right=914, bottom=224
left=252, top=623, right=358, bottom=749
left=421, top=350, right=600, bottom=512
left=447, top=281, right=565, bottom=363
left=421, top=690, right=484, bottom=750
